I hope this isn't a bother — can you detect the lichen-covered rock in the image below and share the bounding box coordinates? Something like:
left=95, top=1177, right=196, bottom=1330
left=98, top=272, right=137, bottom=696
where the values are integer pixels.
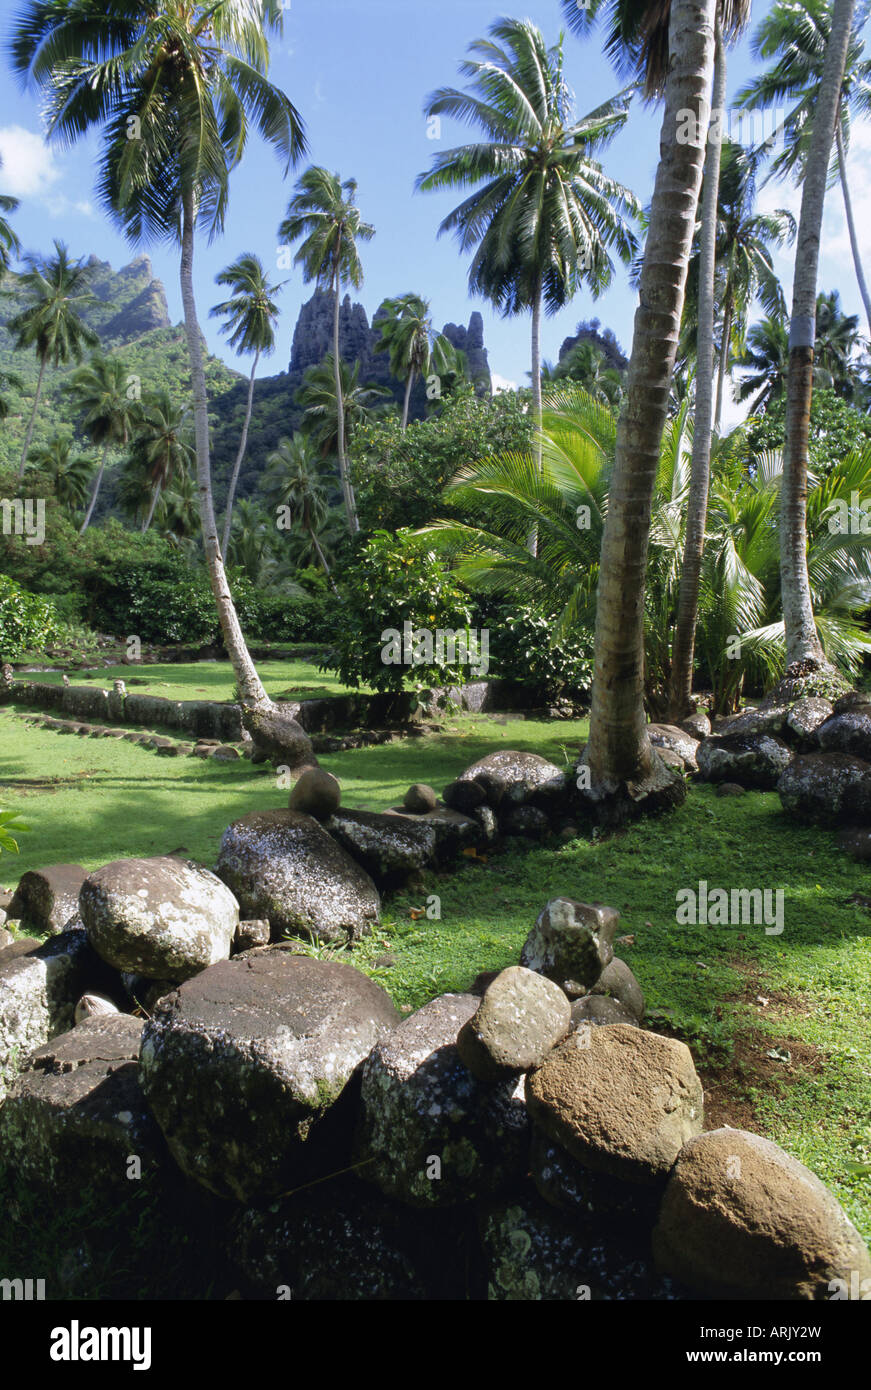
left=501, top=805, right=550, bottom=838
left=457, top=967, right=570, bottom=1082
left=785, top=697, right=834, bottom=746
left=383, top=805, right=484, bottom=861
left=678, top=711, right=711, bottom=740
left=403, top=783, right=438, bottom=814
left=472, top=804, right=499, bottom=842
left=480, top=1197, right=677, bottom=1300
left=816, top=709, right=871, bottom=761
left=0, top=928, right=110, bottom=1103
left=722, top=705, right=790, bottom=740
left=326, top=808, right=437, bottom=885
left=356, top=993, right=529, bottom=1207
left=570, top=994, right=640, bottom=1029
left=216, top=809, right=380, bottom=943
left=241, top=703, right=316, bottom=770
left=590, top=957, right=645, bottom=1021
left=653, top=1128, right=871, bottom=1300
left=288, top=767, right=341, bottom=819
left=0, top=1015, right=164, bottom=1195
left=647, top=724, right=700, bottom=773
left=7, top=864, right=87, bottom=935
left=777, top=751, right=871, bottom=824
left=761, top=658, right=850, bottom=706
left=79, top=856, right=239, bottom=982
left=138, top=950, right=399, bottom=1202
left=233, top=918, right=270, bottom=952
left=530, top=1130, right=659, bottom=1225
left=527, top=1025, right=704, bottom=1186
left=696, top=733, right=793, bottom=789
left=443, top=751, right=566, bottom=813
left=520, top=898, right=619, bottom=997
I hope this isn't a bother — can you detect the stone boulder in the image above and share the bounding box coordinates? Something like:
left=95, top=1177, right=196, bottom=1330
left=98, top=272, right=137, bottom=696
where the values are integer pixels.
left=527, top=1025, right=704, bottom=1186
left=233, top=918, right=270, bottom=952
left=590, top=957, right=645, bottom=1021
left=443, top=751, right=566, bottom=814
left=0, top=1015, right=165, bottom=1195
left=647, top=724, right=700, bottom=773
left=241, top=703, right=317, bottom=770
left=722, top=704, right=790, bottom=740
left=7, top=864, right=87, bottom=935
left=678, top=711, right=711, bottom=740
left=326, top=808, right=437, bottom=886
left=403, top=783, right=438, bottom=814
left=139, top=950, right=399, bottom=1202
left=776, top=751, right=871, bottom=825
left=383, top=805, right=484, bottom=861
left=816, top=709, right=871, bottom=761
left=216, top=809, right=380, bottom=943
left=74, top=991, right=120, bottom=1025
left=501, top=805, right=550, bottom=838
left=79, top=856, right=238, bottom=982
left=786, top=697, right=834, bottom=747
left=836, top=826, right=871, bottom=860
left=355, top=993, right=529, bottom=1207
left=570, top=994, right=640, bottom=1030
left=696, top=733, right=793, bottom=790
left=531, top=1129, right=659, bottom=1226
left=653, top=1128, right=871, bottom=1300
left=457, top=967, right=571, bottom=1081
left=0, top=928, right=114, bottom=1103
left=288, top=767, right=340, bottom=819
left=520, top=898, right=619, bottom=997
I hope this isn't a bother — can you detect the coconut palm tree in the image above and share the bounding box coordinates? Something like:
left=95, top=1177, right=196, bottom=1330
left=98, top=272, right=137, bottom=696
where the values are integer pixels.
left=210, top=253, right=284, bottom=556
left=25, top=434, right=94, bottom=513
left=155, top=463, right=198, bottom=541
left=777, top=0, right=856, bottom=668
left=736, top=315, right=793, bottom=412
left=416, top=17, right=639, bottom=503
left=542, top=340, right=627, bottom=408
left=125, top=390, right=195, bottom=532
left=813, top=289, right=863, bottom=396
left=7, top=241, right=98, bottom=479
left=735, top=0, right=871, bottom=335
left=263, top=433, right=339, bottom=588
left=559, top=0, right=718, bottom=813
left=12, top=0, right=307, bottom=711
left=278, top=168, right=374, bottom=533
left=295, top=355, right=392, bottom=459
left=65, top=353, right=140, bottom=532
left=0, top=155, right=20, bottom=274
left=374, top=294, right=463, bottom=430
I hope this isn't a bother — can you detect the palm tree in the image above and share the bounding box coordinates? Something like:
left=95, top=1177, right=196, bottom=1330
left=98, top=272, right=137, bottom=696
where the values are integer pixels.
left=374, top=294, right=462, bottom=430
left=25, top=434, right=94, bottom=513
left=778, top=0, right=856, bottom=668
left=278, top=168, right=374, bottom=533
left=65, top=353, right=140, bottom=532
left=209, top=253, right=284, bottom=556
left=13, top=0, right=307, bottom=711
left=813, top=289, right=863, bottom=396
left=542, top=341, right=626, bottom=408
left=155, top=463, right=198, bottom=541
left=6, top=241, right=98, bottom=479
left=0, top=155, right=21, bottom=273
left=126, top=390, right=195, bottom=531
left=559, top=0, right=718, bottom=814
left=416, top=17, right=638, bottom=502
left=736, top=316, right=793, bottom=412
left=735, top=0, right=871, bottom=335
left=296, top=355, right=391, bottom=458
left=263, top=434, right=339, bottom=589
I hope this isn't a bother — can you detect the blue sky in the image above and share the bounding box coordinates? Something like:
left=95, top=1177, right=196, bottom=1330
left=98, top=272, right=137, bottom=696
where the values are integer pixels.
left=1, top=0, right=869, bottom=422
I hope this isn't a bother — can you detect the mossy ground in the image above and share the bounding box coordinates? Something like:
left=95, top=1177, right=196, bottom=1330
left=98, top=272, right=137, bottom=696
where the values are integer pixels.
left=2, top=665, right=870, bottom=1250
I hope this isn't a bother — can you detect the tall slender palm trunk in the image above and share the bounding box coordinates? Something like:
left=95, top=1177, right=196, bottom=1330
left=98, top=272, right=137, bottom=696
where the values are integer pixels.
left=668, top=23, right=726, bottom=720
left=583, top=0, right=717, bottom=807
left=529, top=277, right=543, bottom=557
left=180, top=191, right=270, bottom=711
left=332, top=261, right=359, bottom=533
left=781, top=0, right=855, bottom=667
left=307, top=522, right=339, bottom=595
left=401, top=369, right=414, bottom=431
left=142, top=479, right=162, bottom=533
left=79, top=441, right=108, bottom=534
left=835, top=120, right=871, bottom=339
left=17, top=356, right=47, bottom=480
left=714, top=289, right=733, bottom=432
left=221, top=349, right=260, bottom=556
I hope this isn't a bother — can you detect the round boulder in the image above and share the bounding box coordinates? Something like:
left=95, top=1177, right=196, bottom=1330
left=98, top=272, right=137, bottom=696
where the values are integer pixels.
left=776, top=751, right=871, bottom=825
left=404, top=783, right=438, bottom=814
left=288, top=767, right=341, bottom=819
left=697, top=733, right=793, bottom=790
left=653, top=1128, right=871, bottom=1299
left=590, top=956, right=645, bottom=1021
left=443, top=750, right=566, bottom=812
left=457, top=967, right=571, bottom=1081
left=570, top=994, right=639, bottom=1030
left=526, top=1025, right=704, bottom=1186
left=138, top=950, right=399, bottom=1202
left=80, top=856, right=239, bottom=982
left=817, top=708, right=871, bottom=761
left=647, top=724, right=700, bottom=773
left=520, top=898, right=619, bottom=997
left=785, top=696, right=834, bottom=746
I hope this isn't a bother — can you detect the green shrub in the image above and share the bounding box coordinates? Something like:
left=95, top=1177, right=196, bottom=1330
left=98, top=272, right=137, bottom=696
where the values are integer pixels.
left=0, top=574, right=61, bottom=658
left=250, top=591, right=337, bottom=643
left=482, top=602, right=594, bottom=701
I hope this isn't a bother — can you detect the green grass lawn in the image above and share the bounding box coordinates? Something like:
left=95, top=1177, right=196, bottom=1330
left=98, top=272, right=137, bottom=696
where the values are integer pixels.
left=23, top=658, right=373, bottom=704
left=2, top=704, right=870, bottom=1242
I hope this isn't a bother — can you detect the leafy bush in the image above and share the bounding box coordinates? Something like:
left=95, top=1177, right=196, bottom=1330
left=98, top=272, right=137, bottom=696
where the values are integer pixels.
left=0, top=574, right=61, bottom=658
left=324, top=530, right=474, bottom=692
left=745, top=390, right=871, bottom=478
left=482, top=602, right=594, bottom=701
left=250, top=591, right=337, bottom=643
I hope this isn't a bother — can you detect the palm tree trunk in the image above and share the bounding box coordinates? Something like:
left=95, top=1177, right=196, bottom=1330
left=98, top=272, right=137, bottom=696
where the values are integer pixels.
left=835, top=119, right=871, bottom=339
left=583, top=0, right=717, bottom=812
left=307, top=524, right=339, bottom=595
left=221, top=349, right=259, bottom=556
left=142, top=479, right=162, bottom=533
left=401, top=370, right=414, bottom=431
left=781, top=0, right=855, bottom=668
left=180, top=190, right=270, bottom=711
left=332, top=263, right=359, bottom=533
left=79, top=442, right=109, bottom=535
left=714, top=290, right=732, bottom=433
left=668, top=23, right=726, bottom=721
left=529, top=275, right=543, bottom=557
left=17, top=356, right=47, bottom=480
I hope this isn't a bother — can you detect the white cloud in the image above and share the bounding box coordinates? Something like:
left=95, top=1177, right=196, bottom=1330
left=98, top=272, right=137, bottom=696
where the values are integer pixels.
left=491, top=372, right=518, bottom=393
left=0, top=125, right=62, bottom=199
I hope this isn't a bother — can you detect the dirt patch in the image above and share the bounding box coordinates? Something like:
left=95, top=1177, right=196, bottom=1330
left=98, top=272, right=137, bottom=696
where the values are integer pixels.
left=724, top=954, right=815, bottom=1017
left=697, top=1027, right=826, bottom=1133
